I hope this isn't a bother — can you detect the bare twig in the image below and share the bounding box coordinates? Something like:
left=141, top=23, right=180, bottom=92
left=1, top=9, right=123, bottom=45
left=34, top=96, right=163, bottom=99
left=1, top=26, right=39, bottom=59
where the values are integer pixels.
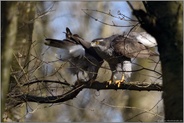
left=82, top=9, right=138, bottom=22
left=100, top=101, right=163, bottom=119
left=82, top=9, right=138, bottom=27
left=127, top=1, right=135, bottom=12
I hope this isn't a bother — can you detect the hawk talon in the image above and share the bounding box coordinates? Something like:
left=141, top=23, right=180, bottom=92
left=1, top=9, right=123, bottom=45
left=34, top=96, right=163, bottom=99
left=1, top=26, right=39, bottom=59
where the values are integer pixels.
left=108, top=80, right=113, bottom=85
left=115, top=75, right=125, bottom=87
left=107, top=74, right=125, bottom=87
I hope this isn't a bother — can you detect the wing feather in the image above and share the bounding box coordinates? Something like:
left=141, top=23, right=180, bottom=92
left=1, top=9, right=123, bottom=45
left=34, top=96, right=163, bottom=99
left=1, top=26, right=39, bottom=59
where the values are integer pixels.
left=113, top=36, right=158, bottom=58
left=45, top=38, right=85, bottom=59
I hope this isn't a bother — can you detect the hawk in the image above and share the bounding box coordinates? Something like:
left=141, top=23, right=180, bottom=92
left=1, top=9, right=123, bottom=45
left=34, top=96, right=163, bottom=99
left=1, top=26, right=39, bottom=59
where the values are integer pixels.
left=45, top=28, right=103, bottom=82
left=91, top=32, right=158, bottom=85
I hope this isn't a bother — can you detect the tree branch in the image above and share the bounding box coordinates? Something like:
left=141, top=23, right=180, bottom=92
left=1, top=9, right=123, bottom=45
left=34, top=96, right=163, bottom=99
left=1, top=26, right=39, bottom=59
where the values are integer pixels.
left=84, top=81, right=162, bottom=91
left=12, top=80, right=163, bottom=105
left=18, top=84, right=84, bottom=103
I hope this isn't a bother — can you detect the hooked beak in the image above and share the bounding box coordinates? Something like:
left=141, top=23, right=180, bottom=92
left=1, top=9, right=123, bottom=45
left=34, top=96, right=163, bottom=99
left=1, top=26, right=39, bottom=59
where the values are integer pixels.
left=90, top=41, right=96, bottom=47
left=91, top=39, right=102, bottom=47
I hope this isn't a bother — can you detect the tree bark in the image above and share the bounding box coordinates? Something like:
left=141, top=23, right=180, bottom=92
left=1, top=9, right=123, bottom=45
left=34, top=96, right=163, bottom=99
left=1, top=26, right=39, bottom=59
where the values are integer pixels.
left=133, top=2, right=183, bottom=121
left=1, top=1, right=35, bottom=121
left=1, top=2, right=18, bottom=120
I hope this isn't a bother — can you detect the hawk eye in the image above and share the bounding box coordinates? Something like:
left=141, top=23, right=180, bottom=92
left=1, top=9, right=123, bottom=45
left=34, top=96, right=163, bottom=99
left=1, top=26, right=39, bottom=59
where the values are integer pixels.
left=95, top=41, right=100, bottom=45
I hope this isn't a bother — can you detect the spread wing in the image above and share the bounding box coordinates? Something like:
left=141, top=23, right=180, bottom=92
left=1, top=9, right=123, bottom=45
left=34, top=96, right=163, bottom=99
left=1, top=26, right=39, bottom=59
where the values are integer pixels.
left=113, top=36, right=158, bottom=58
left=45, top=38, right=76, bottom=48
left=45, top=36, right=102, bottom=81
left=65, top=27, right=103, bottom=62
left=45, top=38, right=85, bottom=59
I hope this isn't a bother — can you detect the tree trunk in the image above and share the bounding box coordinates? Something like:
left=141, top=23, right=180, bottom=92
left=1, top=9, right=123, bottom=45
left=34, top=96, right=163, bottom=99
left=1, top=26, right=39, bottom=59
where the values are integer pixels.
left=1, top=2, right=18, bottom=120
left=133, top=2, right=183, bottom=121
left=1, top=2, right=35, bottom=121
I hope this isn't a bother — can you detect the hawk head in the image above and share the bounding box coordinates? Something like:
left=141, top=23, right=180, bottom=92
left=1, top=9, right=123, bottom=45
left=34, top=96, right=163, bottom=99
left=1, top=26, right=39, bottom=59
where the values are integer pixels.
left=91, top=38, right=105, bottom=46
left=91, top=38, right=111, bottom=52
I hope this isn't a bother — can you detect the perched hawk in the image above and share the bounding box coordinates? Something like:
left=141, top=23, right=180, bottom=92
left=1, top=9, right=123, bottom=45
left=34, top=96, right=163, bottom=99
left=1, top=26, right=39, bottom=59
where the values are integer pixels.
left=91, top=32, right=158, bottom=85
left=45, top=28, right=103, bottom=82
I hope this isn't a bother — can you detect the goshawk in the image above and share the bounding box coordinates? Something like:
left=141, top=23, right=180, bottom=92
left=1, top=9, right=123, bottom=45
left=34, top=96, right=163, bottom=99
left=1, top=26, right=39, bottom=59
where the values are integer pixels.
left=91, top=32, right=158, bottom=85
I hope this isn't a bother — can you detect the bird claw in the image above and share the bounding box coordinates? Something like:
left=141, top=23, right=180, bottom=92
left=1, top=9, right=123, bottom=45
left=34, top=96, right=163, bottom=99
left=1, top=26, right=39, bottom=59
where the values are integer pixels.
left=108, top=80, right=112, bottom=85
left=107, top=75, right=125, bottom=87
left=115, top=74, right=125, bottom=87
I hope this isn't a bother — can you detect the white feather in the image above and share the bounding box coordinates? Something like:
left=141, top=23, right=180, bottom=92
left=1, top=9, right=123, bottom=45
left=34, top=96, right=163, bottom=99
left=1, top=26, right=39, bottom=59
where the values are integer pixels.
left=69, top=45, right=85, bottom=58
left=55, top=45, right=85, bottom=60
left=78, top=71, right=89, bottom=81
left=131, top=32, right=157, bottom=47
left=122, top=61, right=132, bottom=81
left=56, top=49, right=71, bottom=60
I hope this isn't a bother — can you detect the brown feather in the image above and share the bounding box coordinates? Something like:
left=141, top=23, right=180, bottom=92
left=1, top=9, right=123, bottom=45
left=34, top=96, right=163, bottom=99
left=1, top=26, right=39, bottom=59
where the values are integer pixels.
left=113, top=36, right=158, bottom=58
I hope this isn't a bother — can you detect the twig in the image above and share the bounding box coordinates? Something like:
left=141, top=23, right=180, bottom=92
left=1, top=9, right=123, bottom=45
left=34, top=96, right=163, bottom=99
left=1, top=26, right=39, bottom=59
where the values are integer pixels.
left=82, top=9, right=138, bottom=22
left=82, top=9, right=137, bottom=28
left=23, top=80, right=72, bottom=87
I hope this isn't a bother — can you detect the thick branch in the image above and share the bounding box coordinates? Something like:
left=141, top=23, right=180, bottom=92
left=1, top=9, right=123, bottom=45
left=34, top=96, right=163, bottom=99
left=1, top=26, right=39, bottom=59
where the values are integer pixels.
left=23, top=80, right=163, bottom=91
left=18, top=84, right=84, bottom=103
left=15, top=80, right=163, bottom=104
left=84, top=81, right=162, bottom=91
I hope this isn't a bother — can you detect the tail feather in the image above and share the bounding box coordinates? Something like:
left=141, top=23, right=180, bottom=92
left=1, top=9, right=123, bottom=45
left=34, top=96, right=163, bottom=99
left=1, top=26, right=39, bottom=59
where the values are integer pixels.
left=45, top=38, right=75, bottom=49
